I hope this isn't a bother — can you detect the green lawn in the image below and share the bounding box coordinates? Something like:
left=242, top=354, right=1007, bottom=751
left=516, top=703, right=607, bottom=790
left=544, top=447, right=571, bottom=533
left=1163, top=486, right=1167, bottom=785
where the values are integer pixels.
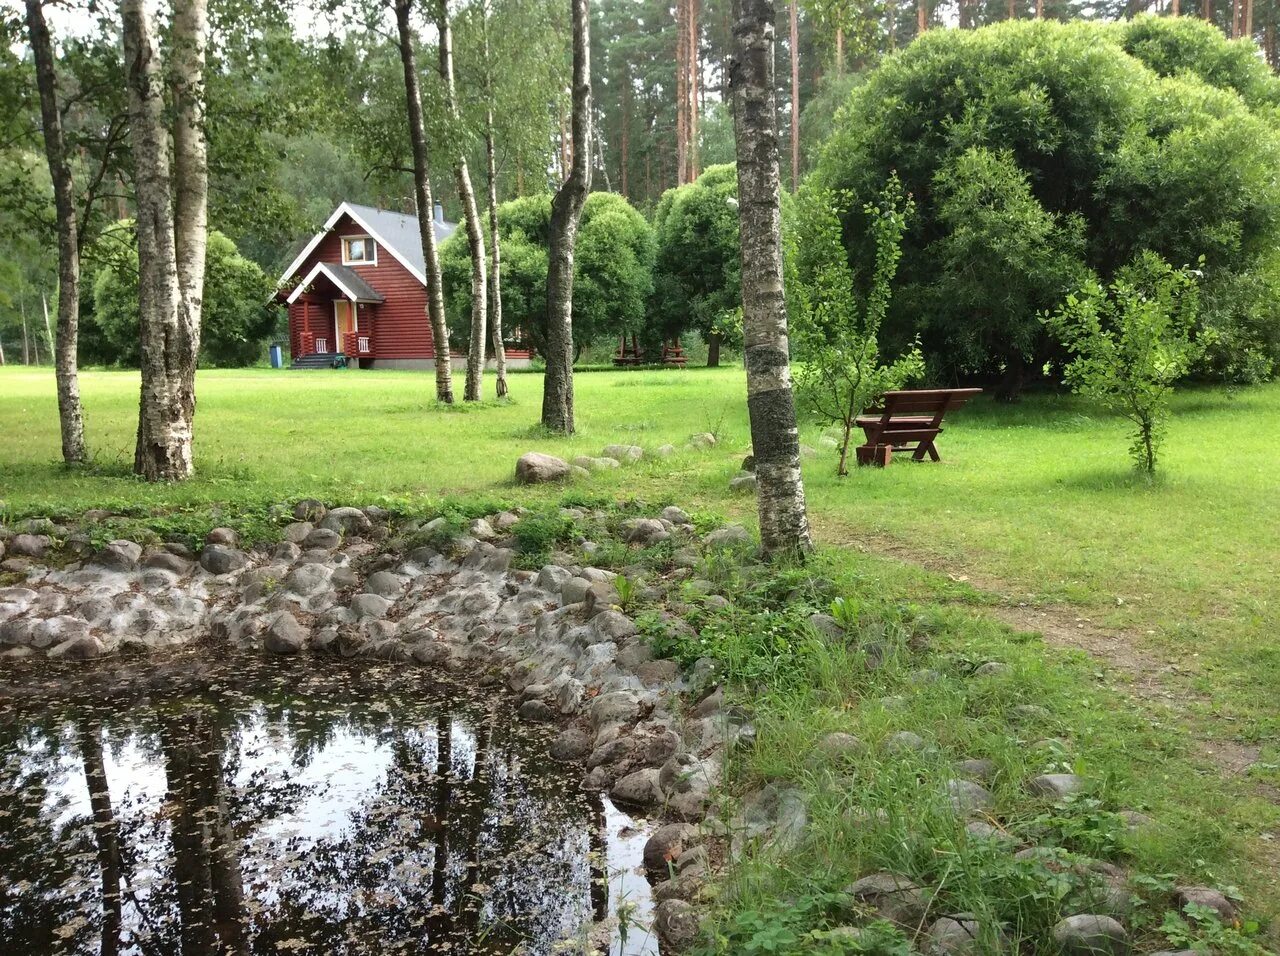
left=3, top=364, right=1278, bottom=928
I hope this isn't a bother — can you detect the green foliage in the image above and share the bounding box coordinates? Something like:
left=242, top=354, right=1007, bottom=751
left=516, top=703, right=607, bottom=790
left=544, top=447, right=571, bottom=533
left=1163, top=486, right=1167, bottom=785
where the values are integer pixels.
left=790, top=175, right=924, bottom=474
left=1159, top=902, right=1266, bottom=955
left=91, top=225, right=281, bottom=367
left=1044, top=252, right=1205, bottom=474
left=509, top=513, right=578, bottom=567
left=693, top=894, right=911, bottom=956
left=651, top=164, right=743, bottom=358
left=806, top=17, right=1280, bottom=393
left=441, top=191, right=654, bottom=357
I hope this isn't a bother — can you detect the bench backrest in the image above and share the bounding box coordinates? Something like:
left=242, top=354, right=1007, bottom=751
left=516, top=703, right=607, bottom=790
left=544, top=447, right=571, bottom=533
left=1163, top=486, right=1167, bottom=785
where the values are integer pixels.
left=874, top=388, right=983, bottom=416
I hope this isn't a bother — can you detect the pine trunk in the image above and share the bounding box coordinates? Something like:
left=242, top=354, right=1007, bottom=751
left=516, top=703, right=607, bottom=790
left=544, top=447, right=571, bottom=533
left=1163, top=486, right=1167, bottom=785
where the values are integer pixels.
left=394, top=0, right=454, bottom=403
left=789, top=0, right=799, bottom=192
left=541, top=0, right=592, bottom=434
left=676, top=0, right=689, bottom=184
left=26, top=0, right=87, bottom=464
left=919, top=0, right=929, bottom=33
left=730, top=0, right=813, bottom=558
left=438, top=0, right=488, bottom=402
left=689, top=0, right=700, bottom=182
left=123, top=0, right=199, bottom=482
left=481, top=4, right=508, bottom=399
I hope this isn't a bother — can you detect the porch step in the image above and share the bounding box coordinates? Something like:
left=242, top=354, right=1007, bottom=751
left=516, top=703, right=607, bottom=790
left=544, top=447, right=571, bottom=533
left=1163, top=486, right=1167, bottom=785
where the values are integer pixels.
left=290, top=352, right=347, bottom=370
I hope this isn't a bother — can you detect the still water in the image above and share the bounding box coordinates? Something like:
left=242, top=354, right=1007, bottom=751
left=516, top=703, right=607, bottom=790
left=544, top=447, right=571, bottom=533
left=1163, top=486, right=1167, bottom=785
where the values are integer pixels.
left=0, top=654, right=656, bottom=955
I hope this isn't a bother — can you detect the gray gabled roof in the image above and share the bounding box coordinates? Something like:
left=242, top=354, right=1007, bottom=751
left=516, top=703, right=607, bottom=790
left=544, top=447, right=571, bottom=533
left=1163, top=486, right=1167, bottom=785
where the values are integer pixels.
left=322, top=263, right=385, bottom=302
left=344, top=203, right=456, bottom=278
left=279, top=201, right=458, bottom=289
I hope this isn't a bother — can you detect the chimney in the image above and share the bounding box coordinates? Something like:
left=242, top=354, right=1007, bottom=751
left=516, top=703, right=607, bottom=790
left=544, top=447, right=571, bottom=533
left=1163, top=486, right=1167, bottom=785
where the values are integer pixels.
left=434, top=202, right=444, bottom=224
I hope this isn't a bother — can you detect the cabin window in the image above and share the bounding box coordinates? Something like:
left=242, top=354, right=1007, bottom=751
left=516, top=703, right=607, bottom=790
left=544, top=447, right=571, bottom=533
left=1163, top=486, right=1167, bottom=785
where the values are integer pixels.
left=342, top=236, right=376, bottom=265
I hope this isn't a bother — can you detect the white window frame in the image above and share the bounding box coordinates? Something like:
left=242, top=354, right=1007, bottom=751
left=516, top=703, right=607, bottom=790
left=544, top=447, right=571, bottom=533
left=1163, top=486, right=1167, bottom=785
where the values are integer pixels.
left=341, top=235, right=377, bottom=266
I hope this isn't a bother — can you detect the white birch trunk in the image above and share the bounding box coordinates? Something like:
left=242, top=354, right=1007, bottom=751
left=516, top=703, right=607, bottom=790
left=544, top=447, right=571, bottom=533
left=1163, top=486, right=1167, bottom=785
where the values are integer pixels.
left=26, top=0, right=88, bottom=464
left=438, top=0, right=488, bottom=402
left=123, top=0, right=196, bottom=481
left=730, top=0, right=813, bottom=556
left=394, top=0, right=454, bottom=404
left=482, top=1, right=508, bottom=400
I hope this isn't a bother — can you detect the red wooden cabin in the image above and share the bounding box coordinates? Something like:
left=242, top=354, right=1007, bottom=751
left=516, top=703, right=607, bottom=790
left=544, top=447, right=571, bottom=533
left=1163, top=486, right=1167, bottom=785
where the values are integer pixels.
left=277, top=202, right=532, bottom=370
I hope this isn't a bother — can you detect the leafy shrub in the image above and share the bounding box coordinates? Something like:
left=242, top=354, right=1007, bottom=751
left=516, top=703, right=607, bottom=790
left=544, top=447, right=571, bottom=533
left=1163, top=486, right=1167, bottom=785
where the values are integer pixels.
left=1044, top=252, right=1204, bottom=473
left=91, top=224, right=281, bottom=367
left=804, top=17, right=1280, bottom=394
left=789, top=174, right=925, bottom=474
left=651, top=164, right=743, bottom=365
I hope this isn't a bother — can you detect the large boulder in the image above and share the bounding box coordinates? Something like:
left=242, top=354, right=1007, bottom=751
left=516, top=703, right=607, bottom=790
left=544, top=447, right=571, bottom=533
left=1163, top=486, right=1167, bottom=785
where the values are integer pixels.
left=8, top=534, right=48, bottom=559
left=515, top=452, right=571, bottom=484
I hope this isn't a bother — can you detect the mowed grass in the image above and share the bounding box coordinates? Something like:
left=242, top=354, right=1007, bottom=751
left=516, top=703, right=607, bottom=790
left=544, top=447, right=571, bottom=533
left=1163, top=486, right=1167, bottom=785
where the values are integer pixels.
left=2, top=365, right=1278, bottom=920
left=2, top=366, right=1275, bottom=732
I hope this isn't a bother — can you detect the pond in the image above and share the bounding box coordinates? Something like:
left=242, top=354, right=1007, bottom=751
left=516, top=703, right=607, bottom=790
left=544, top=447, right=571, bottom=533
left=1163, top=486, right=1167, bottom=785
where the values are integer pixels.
left=0, top=653, right=657, bottom=955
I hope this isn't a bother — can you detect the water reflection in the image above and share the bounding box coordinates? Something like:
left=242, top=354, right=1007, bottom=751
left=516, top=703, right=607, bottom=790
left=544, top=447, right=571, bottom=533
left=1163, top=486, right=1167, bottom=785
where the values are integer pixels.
left=0, top=657, right=656, bottom=955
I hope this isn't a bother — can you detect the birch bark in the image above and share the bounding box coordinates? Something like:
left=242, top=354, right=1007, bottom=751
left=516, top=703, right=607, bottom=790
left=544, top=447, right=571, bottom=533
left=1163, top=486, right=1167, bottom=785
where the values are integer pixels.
left=123, top=0, right=202, bottom=481
left=481, top=2, right=509, bottom=398
left=729, top=0, right=813, bottom=557
left=438, top=0, right=488, bottom=402
left=25, top=0, right=88, bottom=464
left=394, top=0, right=455, bottom=404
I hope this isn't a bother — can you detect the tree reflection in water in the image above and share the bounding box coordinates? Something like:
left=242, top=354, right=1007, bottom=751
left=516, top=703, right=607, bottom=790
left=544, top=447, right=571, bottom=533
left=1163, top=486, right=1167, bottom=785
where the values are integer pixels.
left=0, top=656, right=655, bottom=955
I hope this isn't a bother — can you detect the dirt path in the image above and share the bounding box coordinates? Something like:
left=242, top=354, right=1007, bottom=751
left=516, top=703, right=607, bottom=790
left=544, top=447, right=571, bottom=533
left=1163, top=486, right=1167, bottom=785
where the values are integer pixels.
left=816, top=520, right=1274, bottom=801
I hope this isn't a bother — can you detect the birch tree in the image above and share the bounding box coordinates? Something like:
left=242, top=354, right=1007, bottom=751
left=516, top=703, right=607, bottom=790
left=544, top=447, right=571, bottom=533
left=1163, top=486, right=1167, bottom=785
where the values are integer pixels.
left=121, top=0, right=208, bottom=481
left=540, top=0, right=591, bottom=434
left=394, top=0, right=455, bottom=404
left=437, top=0, right=488, bottom=402
left=730, top=0, right=813, bottom=556
left=479, top=1, right=508, bottom=397
left=24, top=0, right=87, bottom=465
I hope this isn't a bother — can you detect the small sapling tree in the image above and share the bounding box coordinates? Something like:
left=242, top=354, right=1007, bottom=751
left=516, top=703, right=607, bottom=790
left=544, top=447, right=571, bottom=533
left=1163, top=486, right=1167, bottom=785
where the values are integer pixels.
left=1044, top=252, right=1206, bottom=475
left=791, top=175, right=924, bottom=476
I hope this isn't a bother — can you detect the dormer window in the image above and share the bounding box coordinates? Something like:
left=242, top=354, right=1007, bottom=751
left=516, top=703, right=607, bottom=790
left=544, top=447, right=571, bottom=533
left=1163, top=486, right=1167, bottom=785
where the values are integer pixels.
left=342, top=236, right=376, bottom=265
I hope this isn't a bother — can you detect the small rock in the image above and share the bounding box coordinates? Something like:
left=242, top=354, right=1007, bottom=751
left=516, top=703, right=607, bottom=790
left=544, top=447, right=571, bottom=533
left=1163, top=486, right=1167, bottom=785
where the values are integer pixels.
left=350, top=593, right=392, bottom=619
left=561, top=576, right=592, bottom=605
left=8, top=534, right=48, bottom=559
left=612, top=768, right=663, bottom=807
left=602, top=443, right=643, bottom=462
left=365, top=570, right=407, bottom=598
left=1118, top=810, right=1155, bottom=832
left=1052, top=915, right=1128, bottom=955
left=518, top=699, right=556, bottom=722
left=206, top=527, right=239, bottom=547
left=320, top=506, right=373, bottom=536
left=142, top=551, right=192, bottom=575
left=264, top=611, right=309, bottom=654
left=1011, top=703, right=1051, bottom=721
left=817, top=731, right=866, bottom=763
left=884, top=730, right=927, bottom=754
left=661, top=505, right=691, bottom=525
left=467, top=518, right=497, bottom=540
left=92, top=540, right=143, bottom=572
left=956, top=758, right=997, bottom=782
left=622, top=517, right=669, bottom=545
left=704, top=525, right=750, bottom=550
left=925, top=916, right=985, bottom=955
left=549, top=728, right=592, bottom=762
left=199, top=544, right=248, bottom=575
left=1173, top=886, right=1237, bottom=921
left=844, top=872, right=930, bottom=927
left=283, top=521, right=313, bottom=544
left=643, top=822, right=698, bottom=871
left=515, top=452, right=570, bottom=484
left=1028, top=773, right=1087, bottom=801
left=654, top=898, right=699, bottom=950
left=729, top=473, right=757, bottom=493
left=973, top=661, right=1012, bottom=678
left=689, top=432, right=717, bottom=448
left=655, top=443, right=676, bottom=457
left=302, top=527, right=342, bottom=551
left=293, top=499, right=326, bottom=520
left=947, top=779, right=995, bottom=816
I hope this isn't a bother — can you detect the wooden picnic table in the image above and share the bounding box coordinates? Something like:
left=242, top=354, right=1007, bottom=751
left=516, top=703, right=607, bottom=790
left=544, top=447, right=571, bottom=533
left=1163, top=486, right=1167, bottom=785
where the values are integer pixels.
left=855, top=387, right=983, bottom=466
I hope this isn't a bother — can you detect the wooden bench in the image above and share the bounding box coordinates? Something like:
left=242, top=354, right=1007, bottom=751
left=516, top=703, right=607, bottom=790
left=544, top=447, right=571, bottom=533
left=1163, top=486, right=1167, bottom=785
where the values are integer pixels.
left=855, top=388, right=982, bottom=466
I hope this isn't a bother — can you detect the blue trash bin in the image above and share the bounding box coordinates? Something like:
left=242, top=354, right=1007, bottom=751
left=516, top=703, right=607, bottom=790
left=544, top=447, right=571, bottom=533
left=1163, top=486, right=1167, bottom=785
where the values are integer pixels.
left=269, top=344, right=283, bottom=369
